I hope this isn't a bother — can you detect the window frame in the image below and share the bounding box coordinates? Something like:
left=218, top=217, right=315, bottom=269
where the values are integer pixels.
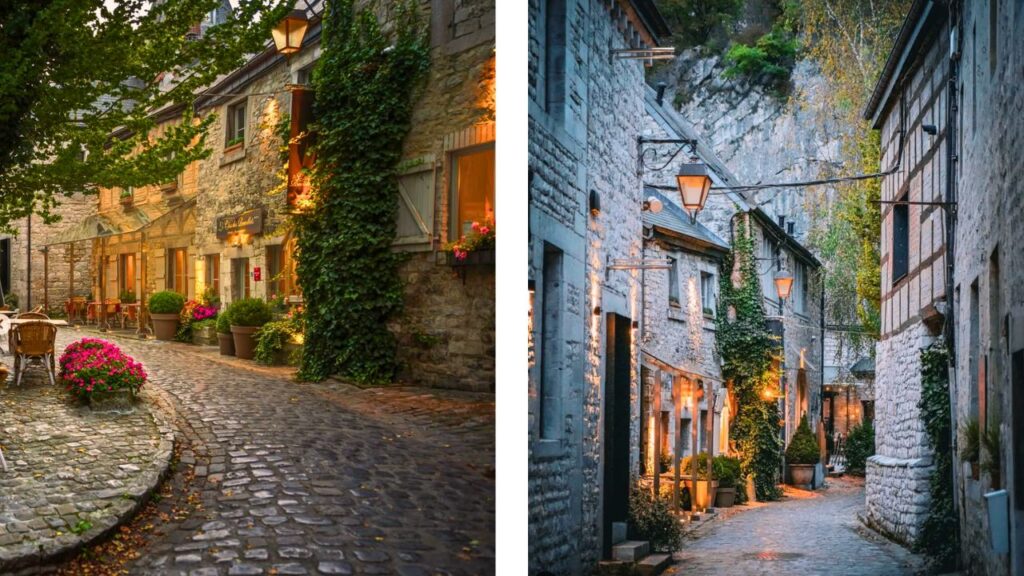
left=166, top=247, right=188, bottom=296
left=448, top=142, right=495, bottom=242
left=225, top=100, right=247, bottom=148
left=700, top=271, right=715, bottom=317
left=118, top=254, right=136, bottom=297
left=892, top=193, right=909, bottom=284
left=204, top=254, right=220, bottom=297
left=667, top=256, right=680, bottom=307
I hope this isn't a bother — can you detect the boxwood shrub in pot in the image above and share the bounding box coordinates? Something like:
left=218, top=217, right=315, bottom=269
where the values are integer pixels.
left=216, top=311, right=234, bottom=356
left=785, top=415, right=820, bottom=487
left=227, top=298, right=272, bottom=360
left=149, top=291, right=185, bottom=341
left=713, top=455, right=742, bottom=507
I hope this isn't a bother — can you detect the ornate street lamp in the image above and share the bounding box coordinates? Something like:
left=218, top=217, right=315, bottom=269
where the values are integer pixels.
left=676, top=163, right=712, bottom=221
left=271, top=9, right=309, bottom=56
left=774, top=267, right=794, bottom=301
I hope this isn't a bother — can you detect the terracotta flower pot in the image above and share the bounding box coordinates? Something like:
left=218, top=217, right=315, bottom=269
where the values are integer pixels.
left=231, top=325, right=260, bottom=360
left=151, top=313, right=180, bottom=341
left=218, top=332, right=235, bottom=356
left=684, top=479, right=719, bottom=511
left=789, top=463, right=815, bottom=487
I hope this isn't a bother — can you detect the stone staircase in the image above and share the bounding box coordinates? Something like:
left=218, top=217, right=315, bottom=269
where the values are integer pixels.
left=597, top=522, right=672, bottom=576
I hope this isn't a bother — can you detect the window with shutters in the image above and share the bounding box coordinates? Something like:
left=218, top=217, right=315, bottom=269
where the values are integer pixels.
left=394, top=157, right=436, bottom=249
left=449, top=144, right=495, bottom=240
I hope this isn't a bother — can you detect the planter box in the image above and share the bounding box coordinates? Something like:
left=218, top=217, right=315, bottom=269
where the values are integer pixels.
left=683, top=479, right=718, bottom=511
left=89, top=389, right=135, bottom=413
left=192, top=325, right=218, bottom=346
left=789, top=463, right=815, bottom=488
left=151, top=313, right=180, bottom=341
left=218, top=332, right=235, bottom=356
left=439, top=248, right=495, bottom=267
left=231, top=325, right=259, bottom=360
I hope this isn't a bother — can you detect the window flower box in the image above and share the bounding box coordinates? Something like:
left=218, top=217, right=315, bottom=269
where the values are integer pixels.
left=440, top=248, right=495, bottom=267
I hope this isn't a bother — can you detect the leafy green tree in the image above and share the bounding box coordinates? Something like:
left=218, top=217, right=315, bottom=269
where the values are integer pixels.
left=800, top=0, right=910, bottom=350
left=656, top=0, right=743, bottom=49
left=0, top=0, right=292, bottom=227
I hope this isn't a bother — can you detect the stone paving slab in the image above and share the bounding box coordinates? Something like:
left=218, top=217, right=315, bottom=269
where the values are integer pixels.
left=666, top=477, right=925, bottom=576
left=0, top=359, right=173, bottom=573
left=65, top=329, right=495, bottom=575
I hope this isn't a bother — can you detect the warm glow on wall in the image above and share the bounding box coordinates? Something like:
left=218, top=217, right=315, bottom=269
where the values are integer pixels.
left=476, top=54, right=496, bottom=121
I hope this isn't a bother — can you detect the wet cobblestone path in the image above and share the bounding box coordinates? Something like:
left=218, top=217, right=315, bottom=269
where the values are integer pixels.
left=669, top=477, right=923, bottom=576
left=53, top=330, right=495, bottom=576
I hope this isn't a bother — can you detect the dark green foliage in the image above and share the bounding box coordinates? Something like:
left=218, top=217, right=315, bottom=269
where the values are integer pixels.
left=294, top=0, right=429, bottom=384
left=713, top=455, right=742, bottom=488
left=655, top=0, right=743, bottom=49
left=680, top=452, right=713, bottom=480
left=216, top=311, right=231, bottom=334
left=843, top=420, right=874, bottom=476
left=723, top=27, right=799, bottom=89
left=715, top=215, right=783, bottom=501
left=659, top=451, right=672, bottom=473
left=0, top=0, right=291, bottom=227
left=960, top=417, right=979, bottom=463
left=148, top=291, right=185, bottom=314
left=785, top=415, right=819, bottom=464
left=628, top=486, right=682, bottom=553
left=226, top=298, right=272, bottom=328
left=254, top=315, right=303, bottom=366
left=916, top=342, right=958, bottom=570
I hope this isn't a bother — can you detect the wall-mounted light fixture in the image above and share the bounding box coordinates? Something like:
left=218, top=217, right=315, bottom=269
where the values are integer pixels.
left=637, top=137, right=712, bottom=222
left=271, top=9, right=309, bottom=56
left=642, top=196, right=663, bottom=213
left=589, top=190, right=601, bottom=217
left=773, top=267, right=794, bottom=302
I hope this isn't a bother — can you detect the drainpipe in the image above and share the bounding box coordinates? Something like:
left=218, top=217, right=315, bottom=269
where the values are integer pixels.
left=944, top=0, right=962, bottom=524
left=820, top=269, right=826, bottom=427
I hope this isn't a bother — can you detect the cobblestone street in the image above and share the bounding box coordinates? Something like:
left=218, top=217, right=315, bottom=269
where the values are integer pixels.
left=668, top=477, right=924, bottom=576
left=51, top=329, right=495, bottom=576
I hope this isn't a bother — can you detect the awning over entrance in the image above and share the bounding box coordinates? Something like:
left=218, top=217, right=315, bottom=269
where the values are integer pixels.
left=44, top=197, right=196, bottom=247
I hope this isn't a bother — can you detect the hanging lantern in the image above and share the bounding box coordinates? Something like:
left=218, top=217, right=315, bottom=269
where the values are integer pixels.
left=271, top=9, right=309, bottom=56
left=676, top=163, right=712, bottom=220
left=774, top=267, right=794, bottom=301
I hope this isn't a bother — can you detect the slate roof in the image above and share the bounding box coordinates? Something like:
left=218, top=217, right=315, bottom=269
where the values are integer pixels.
left=642, top=187, right=730, bottom=254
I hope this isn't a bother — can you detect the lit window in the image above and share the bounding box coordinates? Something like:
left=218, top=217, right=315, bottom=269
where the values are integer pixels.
left=450, top=145, right=495, bottom=239
left=166, top=248, right=188, bottom=295
left=226, top=101, right=247, bottom=148
left=119, top=254, right=136, bottom=297
left=204, top=254, right=220, bottom=296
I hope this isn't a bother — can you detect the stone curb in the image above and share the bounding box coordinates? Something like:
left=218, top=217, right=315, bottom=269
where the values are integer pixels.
left=1, top=392, right=176, bottom=574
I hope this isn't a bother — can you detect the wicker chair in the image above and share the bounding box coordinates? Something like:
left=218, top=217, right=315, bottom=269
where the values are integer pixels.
left=12, top=321, right=57, bottom=387
left=8, top=312, right=48, bottom=355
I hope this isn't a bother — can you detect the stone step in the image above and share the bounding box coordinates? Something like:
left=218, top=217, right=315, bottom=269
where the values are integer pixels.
left=611, top=540, right=649, bottom=562
left=636, top=553, right=672, bottom=576
left=611, top=521, right=627, bottom=545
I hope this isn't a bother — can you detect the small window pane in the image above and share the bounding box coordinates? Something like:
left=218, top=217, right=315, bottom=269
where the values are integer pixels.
left=451, top=145, right=495, bottom=238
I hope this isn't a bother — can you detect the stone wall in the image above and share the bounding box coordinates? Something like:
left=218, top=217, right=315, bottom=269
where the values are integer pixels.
left=528, top=1, right=653, bottom=573
left=5, top=194, right=95, bottom=312
left=868, top=13, right=949, bottom=548
left=949, top=1, right=1024, bottom=572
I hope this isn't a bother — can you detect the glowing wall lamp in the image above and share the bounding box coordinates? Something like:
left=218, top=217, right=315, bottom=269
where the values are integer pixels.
left=676, top=163, right=712, bottom=221
left=773, top=267, right=794, bottom=301
left=271, top=9, right=309, bottom=56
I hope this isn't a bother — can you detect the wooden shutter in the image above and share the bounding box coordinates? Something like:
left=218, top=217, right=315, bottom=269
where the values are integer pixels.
left=394, top=159, right=435, bottom=249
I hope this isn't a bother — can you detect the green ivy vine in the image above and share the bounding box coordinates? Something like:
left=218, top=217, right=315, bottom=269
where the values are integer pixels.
left=715, top=214, right=784, bottom=501
left=917, top=342, right=958, bottom=570
left=293, top=0, right=429, bottom=383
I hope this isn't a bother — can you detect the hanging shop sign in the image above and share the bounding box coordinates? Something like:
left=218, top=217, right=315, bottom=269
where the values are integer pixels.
left=216, top=208, right=264, bottom=240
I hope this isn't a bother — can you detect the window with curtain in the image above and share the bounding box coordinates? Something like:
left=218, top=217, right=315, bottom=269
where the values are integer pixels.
left=449, top=145, right=495, bottom=240
left=166, top=248, right=188, bottom=295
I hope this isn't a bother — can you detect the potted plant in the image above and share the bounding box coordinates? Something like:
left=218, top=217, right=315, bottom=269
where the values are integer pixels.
left=120, top=188, right=134, bottom=207
left=227, top=298, right=272, bottom=360
left=961, top=417, right=981, bottom=479
left=59, top=338, right=146, bottom=412
left=216, top=311, right=234, bottom=356
left=786, top=415, right=820, bottom=487
left=713, top=455, right=741, bottom=508
left=119, top=290, right=137, bottom=304
left=681, top=452, right=719, bottom=510
left=149, top=290, right=185, bottom=341
left=443, top=217, right=495, bottom=266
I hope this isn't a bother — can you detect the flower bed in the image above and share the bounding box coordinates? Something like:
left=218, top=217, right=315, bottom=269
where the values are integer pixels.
left=59, top=338, right=147, bottom=400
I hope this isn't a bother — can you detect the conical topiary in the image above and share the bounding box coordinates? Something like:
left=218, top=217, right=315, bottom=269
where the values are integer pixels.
left=785, top=415, right=820, bottom=464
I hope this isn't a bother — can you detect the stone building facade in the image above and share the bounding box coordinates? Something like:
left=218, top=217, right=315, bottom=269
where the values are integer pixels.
left=643, top=89, right=824, bottom=461
left=946, top=0, right=1023, bottom=572
left=862, top=0, right=951, bottom=548
left=527, top=1, right=669, bottom=573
